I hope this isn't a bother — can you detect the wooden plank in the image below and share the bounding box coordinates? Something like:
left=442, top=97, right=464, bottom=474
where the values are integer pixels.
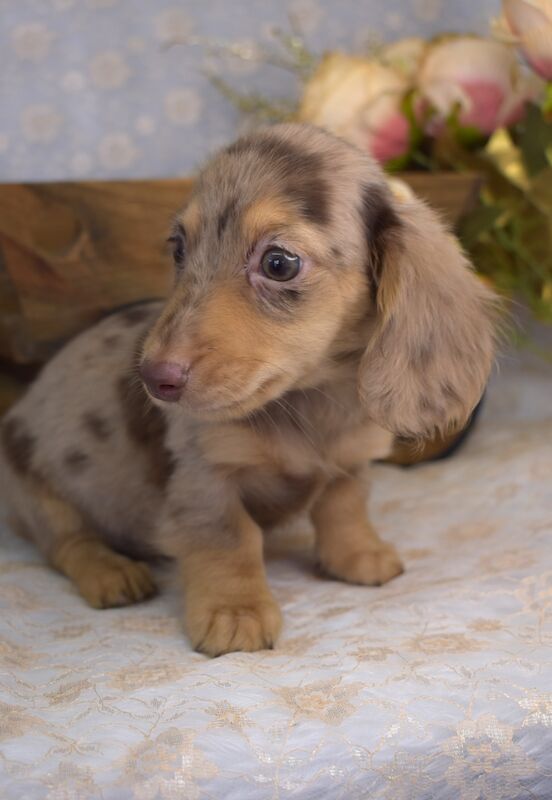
left=0, top=179, right=193, bottom=362
left=400, top=172, right=480, bottom=227
left=0, top=173, right=478, bottom=364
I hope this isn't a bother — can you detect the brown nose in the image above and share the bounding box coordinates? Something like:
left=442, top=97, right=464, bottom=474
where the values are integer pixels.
left=139, top=360, right=188, bottom=402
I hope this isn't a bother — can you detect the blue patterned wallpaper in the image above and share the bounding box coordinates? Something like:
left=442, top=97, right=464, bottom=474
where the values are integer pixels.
left=1, top=0, right=499, bottom=182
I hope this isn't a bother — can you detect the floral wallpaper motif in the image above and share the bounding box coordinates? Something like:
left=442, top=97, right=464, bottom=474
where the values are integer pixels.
left=0, top=355, right=551, bottom=798
left=1, top=0, right=499, bottom=181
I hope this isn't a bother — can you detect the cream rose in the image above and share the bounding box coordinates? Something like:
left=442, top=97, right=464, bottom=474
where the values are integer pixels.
left=298, top=53, right=411, bottom=164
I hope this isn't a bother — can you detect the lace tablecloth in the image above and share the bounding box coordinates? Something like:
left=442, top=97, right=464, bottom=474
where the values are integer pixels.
left=1, top=354, right=551, bottom=799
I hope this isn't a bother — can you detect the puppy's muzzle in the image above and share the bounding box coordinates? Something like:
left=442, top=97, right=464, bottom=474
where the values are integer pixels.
left=140, top=360, right=189, bottom=402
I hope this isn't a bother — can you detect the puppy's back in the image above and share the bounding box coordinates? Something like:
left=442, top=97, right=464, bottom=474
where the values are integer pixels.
left=0, top=301, right=165, bottom=551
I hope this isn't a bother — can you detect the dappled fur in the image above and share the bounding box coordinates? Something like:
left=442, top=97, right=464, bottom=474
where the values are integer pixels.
left=360, top=198, right=497, bottom=438
left=0, top=124, right=497, bottom=656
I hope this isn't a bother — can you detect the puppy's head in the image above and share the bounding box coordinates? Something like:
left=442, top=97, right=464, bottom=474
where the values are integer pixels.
left=141, top=123, right=497, bottom=436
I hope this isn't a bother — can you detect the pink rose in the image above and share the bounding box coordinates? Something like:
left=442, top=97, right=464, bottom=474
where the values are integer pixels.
left=502, top=0, right=552, bottom=79
left=418, top=36, right=540, bottom=135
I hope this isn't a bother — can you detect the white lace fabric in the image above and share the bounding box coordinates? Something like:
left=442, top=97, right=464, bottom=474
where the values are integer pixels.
left=0, top=354, right=551, bottom=799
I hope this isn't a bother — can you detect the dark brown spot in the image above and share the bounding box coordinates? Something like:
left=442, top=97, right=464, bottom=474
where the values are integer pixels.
left=256, top=138, right=330, bottom=225
left=280, top=288, right=302, bottom=303
left=1, top=417, right=35, bottom=475
left=83, top=412, right=111, bottom=441
left=243, top=472, right=318, bottom=528
left=229, top=136, right=319, bottom=175
left=361, top=184, right=402, bottom=300
left=227, top=136, right=330, bottom=225
left=118, top=374, right=174, bottom=489
left=7, top=513, right=32, bottom=542
left=441, top=381, right=461, bottom=404
left=120, top=305, right=153, bottom=327
left=286, top=173, right=329, bottom=226
left=330, top=246, right=342, bottom=259
left=110, top=532, right=167, bottom=563
left=257, top=284, right=304, bottom=315
left=64, top=450, right=90, bottom=472
left=103, top=334, right=121, bottom=348
left=217, top=199, right=237, bottom=239
left=411, top=338, right=435, bottom=368
left=168, top=222, right=186, bottom=268
left=418, top=397, right=434, bottom=413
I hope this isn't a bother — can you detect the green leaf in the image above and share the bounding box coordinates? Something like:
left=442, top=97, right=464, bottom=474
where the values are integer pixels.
left=544, top=82, right=552, bottom=116
left=527, top=167, right=552, bottom=215
left=516, top=102, right=552, bottom=176
left=458, top=204, right=501, bottom=249
left=446, top=105, right=486, bottom=148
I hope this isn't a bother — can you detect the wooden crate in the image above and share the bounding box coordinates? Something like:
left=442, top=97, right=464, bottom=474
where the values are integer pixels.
left=0, top=179, right=193, bottom=363
left=0, top=172, right=478, bottom=365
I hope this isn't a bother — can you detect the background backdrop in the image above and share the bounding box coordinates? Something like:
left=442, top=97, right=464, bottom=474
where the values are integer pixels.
left=1, top=0, right=499, bottom=182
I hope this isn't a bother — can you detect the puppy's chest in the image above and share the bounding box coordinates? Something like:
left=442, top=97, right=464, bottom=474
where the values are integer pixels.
left=230, top=421, right=328, bottom=527
left=245, top=405, right=393, bottom=475
left=239, top=467, right=320, bottom=528
left=201, top=405, right=351, bottom=476
left=199, top=405, right=393, bottom=525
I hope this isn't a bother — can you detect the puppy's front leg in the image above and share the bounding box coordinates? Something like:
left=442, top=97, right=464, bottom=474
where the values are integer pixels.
left=311, top=475, right=403, bottom=586
left=160, top=499, right=281, bottom=656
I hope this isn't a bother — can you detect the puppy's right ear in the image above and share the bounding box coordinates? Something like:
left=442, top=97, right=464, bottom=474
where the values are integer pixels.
left=358, top=182, right=498, bottom=440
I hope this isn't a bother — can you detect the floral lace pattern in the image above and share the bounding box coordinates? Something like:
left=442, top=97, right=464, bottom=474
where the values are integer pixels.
left=0, top=356, right=551, bottom=798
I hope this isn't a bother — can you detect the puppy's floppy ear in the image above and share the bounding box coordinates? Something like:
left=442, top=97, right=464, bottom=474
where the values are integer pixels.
left=358, top=184, right=498, bottom=439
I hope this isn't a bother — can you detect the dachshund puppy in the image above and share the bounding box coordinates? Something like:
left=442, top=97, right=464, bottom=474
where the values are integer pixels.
left=0, top=124, right=497, bottom=656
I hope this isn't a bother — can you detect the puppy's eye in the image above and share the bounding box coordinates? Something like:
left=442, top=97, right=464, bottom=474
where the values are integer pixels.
left=168, top=226, right=186, bottom=269
left=260, top=248, right=301, bottom=281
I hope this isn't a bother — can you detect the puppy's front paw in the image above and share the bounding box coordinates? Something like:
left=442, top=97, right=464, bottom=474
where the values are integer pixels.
left=76, top=554, right=157, bottom=609
left=319, top=540, right=404, bottom=586
left=186, top=591, right=282, bottom=656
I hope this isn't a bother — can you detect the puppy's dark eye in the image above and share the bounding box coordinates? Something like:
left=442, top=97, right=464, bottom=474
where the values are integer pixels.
left=260, top=248, right=301, bottom=281
left=168, top=226, right=186, bottom=269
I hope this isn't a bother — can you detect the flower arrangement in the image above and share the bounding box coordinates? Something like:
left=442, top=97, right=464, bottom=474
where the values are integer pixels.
left=202, top=0, right=552, bottom=324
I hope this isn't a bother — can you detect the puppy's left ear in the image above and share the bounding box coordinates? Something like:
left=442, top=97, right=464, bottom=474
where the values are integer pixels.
left=358, top=184, right=499, bottom=439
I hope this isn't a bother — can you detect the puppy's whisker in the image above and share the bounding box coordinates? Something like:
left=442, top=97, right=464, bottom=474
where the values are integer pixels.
left=273, top=397, right=319, bottom=455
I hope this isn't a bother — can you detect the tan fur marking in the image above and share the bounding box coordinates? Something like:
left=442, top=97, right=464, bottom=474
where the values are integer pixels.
left=311, top=475, right=403, bottom=586
left=329, top=424, right=394, bottom=469
left=199, top=423, right=268, bottom=470
left=242, top=199, right=330, bottom=263
left=178, top=509, right=281, bottom=656
left=241, top=197, right=294, bottom=240
left=53, top=535, right=156, bottom=608
left=37, top=483, right=156, bottom=608
left=179, top=200, right=202, bottom=243
left=197, top=286, right=263, bottom=358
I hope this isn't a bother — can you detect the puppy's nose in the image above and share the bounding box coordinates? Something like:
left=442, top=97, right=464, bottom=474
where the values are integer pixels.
left=139, top=360, right=188, bottom=402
